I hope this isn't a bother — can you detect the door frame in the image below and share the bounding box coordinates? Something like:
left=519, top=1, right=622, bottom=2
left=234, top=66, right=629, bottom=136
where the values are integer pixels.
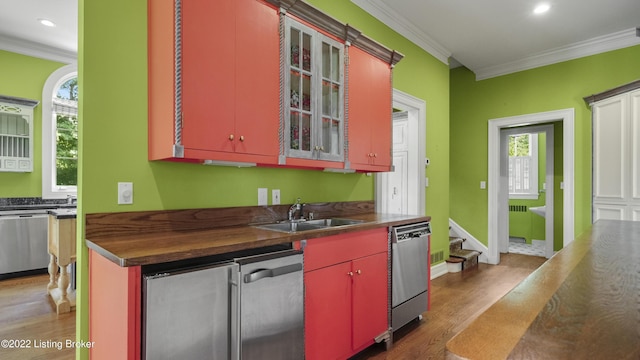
left=500, top=125, right=554, bottom=258
left=488, top=108, right=575, bottom=264
left=376, top=89, right=426, bottom=215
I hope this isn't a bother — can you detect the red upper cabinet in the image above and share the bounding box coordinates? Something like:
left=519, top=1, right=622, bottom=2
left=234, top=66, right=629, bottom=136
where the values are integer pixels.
left=348, top=46, right=393, bottom=172
left=149, top=0, right=279, bottom=164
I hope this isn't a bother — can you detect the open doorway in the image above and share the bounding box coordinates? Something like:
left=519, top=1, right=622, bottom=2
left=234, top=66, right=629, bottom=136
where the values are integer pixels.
left=500, top=125, right=554, bottom=259
left=487, top=108, right=575, bottom=265
left=376, top=89, right=425, bottom=216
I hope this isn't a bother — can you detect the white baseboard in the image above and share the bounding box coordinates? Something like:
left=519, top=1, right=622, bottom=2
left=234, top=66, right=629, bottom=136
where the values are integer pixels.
left=449, top=218, right=489, bottom=263
left=431, top=262, right=448, bottom=279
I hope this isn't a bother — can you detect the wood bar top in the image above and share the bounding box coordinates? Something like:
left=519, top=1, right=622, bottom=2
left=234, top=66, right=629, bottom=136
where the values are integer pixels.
left=445, top=220, right=640, bottom=360
left=85, top=201, right=429, bottom=267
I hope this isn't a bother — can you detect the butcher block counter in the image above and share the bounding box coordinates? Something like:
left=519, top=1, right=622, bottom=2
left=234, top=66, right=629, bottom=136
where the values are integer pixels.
left=85, top=201, right=430, bottom=267
left=446, top=220, right=640, bottom=360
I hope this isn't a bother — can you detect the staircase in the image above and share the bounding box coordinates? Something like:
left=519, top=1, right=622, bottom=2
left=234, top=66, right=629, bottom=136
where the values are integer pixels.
left=446, top=236, right=481, bottom=272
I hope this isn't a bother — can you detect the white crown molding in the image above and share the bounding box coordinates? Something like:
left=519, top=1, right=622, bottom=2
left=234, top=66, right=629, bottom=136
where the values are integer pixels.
left=0, top=34, right=76, bottom=64
left=475, top=28, right=640, bottom=80
left=350, top=0, right=450, bottom=65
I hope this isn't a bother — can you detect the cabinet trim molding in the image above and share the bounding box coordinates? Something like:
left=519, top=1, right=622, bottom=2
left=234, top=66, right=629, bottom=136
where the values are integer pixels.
left=0, top=95, right=39, bottom=108
left=265, top=0, right=403, bottom=66
left=584, top=79, right=640, bottom=105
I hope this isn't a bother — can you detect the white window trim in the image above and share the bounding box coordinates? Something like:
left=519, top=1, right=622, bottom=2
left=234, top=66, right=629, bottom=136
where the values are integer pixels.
left=42, top=64, right=77, bottom=199
left=508, top=133, right=539, bottom=200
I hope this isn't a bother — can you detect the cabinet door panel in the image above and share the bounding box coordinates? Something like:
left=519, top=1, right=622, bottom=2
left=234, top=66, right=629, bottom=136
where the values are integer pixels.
left=347, top=46, right=374, bottom=167
left=593, top=95, right=627, bottom=201
left=352, top=252, right=388, bottom=351
left=305, top=263, right=352, bottom=360
left=235, top=0, right=279, bottom=156
left=181, top=0, right=235, bottom=153
left=348, top=47, right=392, bottom=170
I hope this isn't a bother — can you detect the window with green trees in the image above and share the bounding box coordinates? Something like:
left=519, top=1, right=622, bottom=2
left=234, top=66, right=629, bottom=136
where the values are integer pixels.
left=508, top=133, right=538, bottom=198
left=54, top=77, right=78, bottom=187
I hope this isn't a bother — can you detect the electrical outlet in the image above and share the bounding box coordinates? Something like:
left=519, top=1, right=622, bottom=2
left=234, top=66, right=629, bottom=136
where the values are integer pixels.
left=480, top=181, right=486, bottom=189
left=118, top=182, right=133, bottom=205
left=258, top=188, right=268, bottom=206
left=272, top=189, right=281, bottom=205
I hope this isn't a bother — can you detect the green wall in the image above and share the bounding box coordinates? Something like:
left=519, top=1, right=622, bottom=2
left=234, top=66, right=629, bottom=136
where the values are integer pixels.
left=77, top=0, right=449, bottom=357
left=0, top=50, right=65, bottom=197
left=450, top=45, right=640, bottom=249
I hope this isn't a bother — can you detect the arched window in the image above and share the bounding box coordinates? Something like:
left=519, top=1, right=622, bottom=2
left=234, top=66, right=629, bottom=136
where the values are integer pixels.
left=42, top=64, right=78, bottom=199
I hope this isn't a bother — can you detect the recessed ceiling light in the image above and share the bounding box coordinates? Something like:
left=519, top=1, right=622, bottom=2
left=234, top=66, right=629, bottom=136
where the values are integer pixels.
left=533, top=3, right=551, bottom=15
left=38, top=18, right=56, bottom=27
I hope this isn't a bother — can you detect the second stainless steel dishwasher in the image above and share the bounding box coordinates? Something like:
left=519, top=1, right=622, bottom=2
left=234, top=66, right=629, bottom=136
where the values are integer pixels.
left=234, top=249, right=304, bottom=360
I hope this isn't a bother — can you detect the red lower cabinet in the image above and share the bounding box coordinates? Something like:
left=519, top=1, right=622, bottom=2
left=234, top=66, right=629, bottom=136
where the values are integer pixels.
left=351, top=252, right=388, bottom=351
left=304, top=230, right=389, bottom=360
left=305, top=262, right=353, bottom=360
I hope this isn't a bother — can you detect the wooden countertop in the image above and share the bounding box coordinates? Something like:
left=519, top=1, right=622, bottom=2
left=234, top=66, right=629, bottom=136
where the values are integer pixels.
left=445, top=220, right=640, bottom=359
left=85, top=202, right=429, bottom=267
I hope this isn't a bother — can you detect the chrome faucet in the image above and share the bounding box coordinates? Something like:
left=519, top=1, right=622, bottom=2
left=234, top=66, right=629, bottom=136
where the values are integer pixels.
left=288, top=198, right=304, bottom=221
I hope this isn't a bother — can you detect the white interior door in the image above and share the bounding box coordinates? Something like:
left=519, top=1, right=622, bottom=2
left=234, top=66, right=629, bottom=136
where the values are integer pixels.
left=376, top=89, right=425, bottom=217
left=380, top=112, right=409, bottom=215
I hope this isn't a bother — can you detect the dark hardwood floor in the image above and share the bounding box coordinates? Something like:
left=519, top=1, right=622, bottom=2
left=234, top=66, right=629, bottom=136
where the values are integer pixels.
left=0, top=274, right=75, bottom=360
left=0, top=253, right=545, bottom=360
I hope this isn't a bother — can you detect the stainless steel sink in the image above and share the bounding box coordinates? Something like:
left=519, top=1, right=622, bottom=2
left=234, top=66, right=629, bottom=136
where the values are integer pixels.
left=304, top=218, right=364, bottom=227
left=254, top=218, right=364, bottom=233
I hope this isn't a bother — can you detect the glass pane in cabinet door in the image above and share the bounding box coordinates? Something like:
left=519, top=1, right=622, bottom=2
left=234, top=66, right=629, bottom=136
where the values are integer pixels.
left=322, top=81, right=331, bottom=116
left=302, top=75, right=311, bottom=112
left=290, top=28, right=300, bottom=68
left=302, top=33, right=312, bottom=72
left=321, top=118, right=340, bottom=155
left=301, top=114, right=311, bottom=151
left=322, top=43, right=330, bottom=79
left=331, top=46, right=340, bottom=82
left=290, top=71, right=301, bottom=109
left=331, top=84, right=340, bottom=118
left=290, top=112, right=300, bottom=150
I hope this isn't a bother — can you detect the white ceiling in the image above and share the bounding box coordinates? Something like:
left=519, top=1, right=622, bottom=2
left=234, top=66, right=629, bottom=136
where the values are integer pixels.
left=352, top=0, right=640, bottom=79
left=0, top=0, right=77, bottom=64
left=1, top=0, right=638, bottom=79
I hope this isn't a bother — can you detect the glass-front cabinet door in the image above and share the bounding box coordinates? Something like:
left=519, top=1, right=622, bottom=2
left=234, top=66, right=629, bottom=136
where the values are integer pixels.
left=285, top=17, right=344, bottom=163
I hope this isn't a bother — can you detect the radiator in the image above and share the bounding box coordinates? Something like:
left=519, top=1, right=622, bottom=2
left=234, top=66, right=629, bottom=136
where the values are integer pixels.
left=509, top=205, right=528, bottom=212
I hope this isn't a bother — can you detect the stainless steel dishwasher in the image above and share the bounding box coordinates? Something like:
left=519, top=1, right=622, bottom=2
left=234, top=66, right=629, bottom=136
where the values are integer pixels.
left=0, top=209, right=49, bottom=278
left=234, top=249, right=304, bottom=360
left=391, top=222, right=431, bottom=331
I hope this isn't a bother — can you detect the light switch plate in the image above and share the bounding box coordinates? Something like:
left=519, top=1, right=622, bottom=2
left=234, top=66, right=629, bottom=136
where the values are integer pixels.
left=272, top=189, right=281, bottom=205
left=118, top=182, right=133, bottom=205
left=258, top=188, right=268, bottom=206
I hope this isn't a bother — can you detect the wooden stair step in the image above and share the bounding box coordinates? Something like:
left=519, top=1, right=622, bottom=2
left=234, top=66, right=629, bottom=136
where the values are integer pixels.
left=450, top=248, right=481, bottom=261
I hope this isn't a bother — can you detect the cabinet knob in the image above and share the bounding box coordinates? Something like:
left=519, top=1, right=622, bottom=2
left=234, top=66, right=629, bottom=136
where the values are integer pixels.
left=347, top=271, right=354, bottom=277
left=229, top=134, right=234, bottom=141
left=356, top=269, right=362, bottom=275
left=240, top=135, right=245, bottom=142
left=320, top=146, right=324, bottom=151
left=373, top=153, right=378, bottom=158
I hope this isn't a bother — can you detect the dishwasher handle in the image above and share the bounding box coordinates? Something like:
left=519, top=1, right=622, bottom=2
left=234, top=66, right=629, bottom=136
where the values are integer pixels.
left=243, top=263, right=302, bottom=284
